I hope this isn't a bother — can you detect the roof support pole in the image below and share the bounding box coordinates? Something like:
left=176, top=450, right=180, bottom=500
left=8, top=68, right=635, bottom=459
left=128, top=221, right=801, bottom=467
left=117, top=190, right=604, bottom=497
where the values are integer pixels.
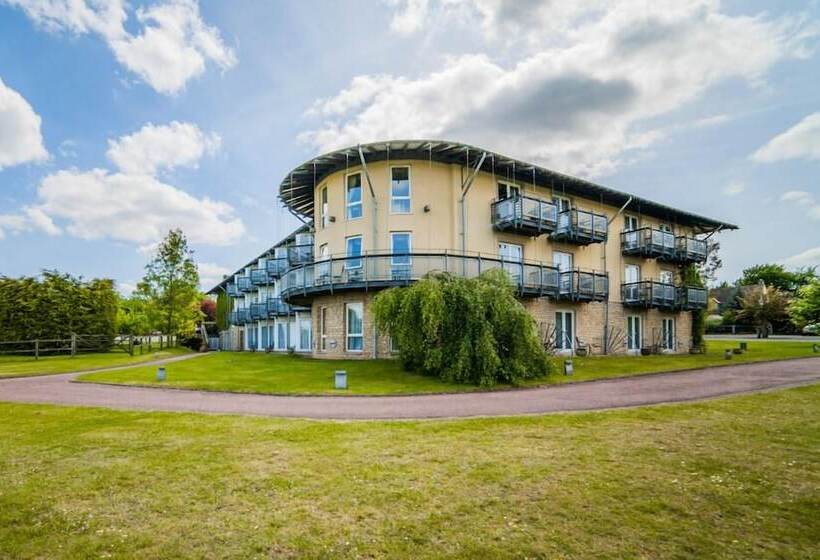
left=357, top=145, right=379, bottom=253
left=459, top=151, right=487, bottom=254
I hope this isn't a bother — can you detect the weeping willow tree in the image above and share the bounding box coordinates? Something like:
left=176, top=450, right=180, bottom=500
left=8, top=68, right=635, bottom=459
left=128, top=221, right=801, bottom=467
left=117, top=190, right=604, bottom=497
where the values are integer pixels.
left=372, top=269, right=552, bottom=386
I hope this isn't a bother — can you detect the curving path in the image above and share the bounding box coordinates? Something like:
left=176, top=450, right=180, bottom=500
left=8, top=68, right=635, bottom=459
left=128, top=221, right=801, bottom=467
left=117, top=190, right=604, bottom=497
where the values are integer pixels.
left=0, top=357, right=818, bottom=420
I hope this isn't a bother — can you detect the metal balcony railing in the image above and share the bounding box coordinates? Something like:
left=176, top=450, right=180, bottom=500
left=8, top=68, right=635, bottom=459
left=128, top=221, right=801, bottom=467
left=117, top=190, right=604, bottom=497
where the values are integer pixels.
left=491, top=195, right=557, bottom=236
left=236, top=276, right=255, bottom=292
left=621, top=228, right=676, bottom=261
left=287, top=244, right=314, bottom=265
left=677, top=286, right=708, bottom=310
left=249, top=302, right=267, bottom=320
left=229, top=308, right=251, bottom=325
left=280, top=251, right=561, bottom=300
left=622, top=280, right=677, bottom=309
left=550, top=208, right=608, bottom=244
left=265, top=257, right=288, bottom=278
left=226, top=283, right=240, bottom=297
left=554, top=269, right=609, bottom=302
left=675, top=236, right=708, bottom=264
left=250, top=268, right=269, bottom=286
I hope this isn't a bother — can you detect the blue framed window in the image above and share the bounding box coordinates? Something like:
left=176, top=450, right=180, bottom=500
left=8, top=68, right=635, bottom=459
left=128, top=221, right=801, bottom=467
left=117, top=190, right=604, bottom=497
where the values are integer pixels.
left=390, top=167, right=411, bottom=213
left=346, top=173, right=362, bottom=219
left=346, top=235, right=362, bottom=269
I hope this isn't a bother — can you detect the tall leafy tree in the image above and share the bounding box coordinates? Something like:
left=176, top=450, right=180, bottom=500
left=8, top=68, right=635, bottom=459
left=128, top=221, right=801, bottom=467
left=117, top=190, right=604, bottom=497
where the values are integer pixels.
left=738, top=264, right=816, bottom=294
left=134, top=229, right=201, bottom=336
left=736, top=284, right=789, bottom=338
left=789, top=279, right=820, bottom=328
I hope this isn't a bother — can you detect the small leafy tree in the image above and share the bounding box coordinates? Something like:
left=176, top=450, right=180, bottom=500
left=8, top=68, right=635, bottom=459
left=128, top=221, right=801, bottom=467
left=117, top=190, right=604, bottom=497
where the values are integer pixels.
left=736, top=283, right=789, bottom=338
left=215, top=291, right=229, bottom=331
left=789, top=279, right=820, bottom=328
left=372, top=269, right=552, bottom=386
left=682, top=265, right=707, bottom=349
left=134, top=229, right=201, bottom=336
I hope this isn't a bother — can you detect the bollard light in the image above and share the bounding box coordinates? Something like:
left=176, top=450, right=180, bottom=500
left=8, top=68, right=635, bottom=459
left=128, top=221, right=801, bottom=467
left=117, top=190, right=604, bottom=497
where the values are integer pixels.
left=156, top=367, right=166, bottom=382
left=335, top=370, right=348, bottom=390
left=564, top=359, right=574, bottom=376
left=739, top=342, right=748, bottom=352
left=724, top=349, right=732, bottom=360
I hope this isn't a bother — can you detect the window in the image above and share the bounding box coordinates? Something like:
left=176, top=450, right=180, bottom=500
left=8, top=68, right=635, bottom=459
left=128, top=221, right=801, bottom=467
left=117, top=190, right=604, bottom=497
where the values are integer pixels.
left=553, top=251, right=573, bottom=294
left=391, top=232, right=412, bottom=266
left=662, top=318, right=675, bottom=351
left=624, top=215, right=639, bottom=231
left=320, top=307, right=328, bottom=351
left=390, top=167, right=411, bottom=213
left=497, top=181, right=520, bottom=200
left=659, top=270, right=674, bottom=284
left=627, top=316, right=642, bottom=351
left=346, top=173, right=362, bottom=219
left=499, top=242, right=523, bottom=284
left=346, top=235, right=362, bottom=269
left=390, top=336, right=400, bottom=353
left=553, top=196, right=571, bottom=212
left=300, top=317, right=311, bottom=351
left=555, top=311, right=573, bottom=351
left=346, top=302, right=363, bottom=351
left=320, top=186, right=329, bottom=228
left=625, top=264, right=641, bottom=283
left=277, top=322, right=288, bottom=349
left=658, top=223, right=673, bottom=233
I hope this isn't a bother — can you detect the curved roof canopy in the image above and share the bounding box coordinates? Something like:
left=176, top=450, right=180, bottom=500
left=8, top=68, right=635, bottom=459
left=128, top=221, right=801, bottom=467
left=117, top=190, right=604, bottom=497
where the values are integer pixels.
left=278, top=139, right=737, bottom=232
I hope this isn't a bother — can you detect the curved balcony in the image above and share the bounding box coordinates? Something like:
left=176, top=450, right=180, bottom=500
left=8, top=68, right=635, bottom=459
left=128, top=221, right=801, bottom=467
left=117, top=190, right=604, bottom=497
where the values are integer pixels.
left=287, top=244, right=314, bottom=266
left=491, top=195, right=557, bottom=236
left=280, top=251, right=561, bottom=301
left=621, top=228, right=676, bottom=261
left=550, top=208, right=608, bottom=245
left=555, top=269, right=609, bottom=302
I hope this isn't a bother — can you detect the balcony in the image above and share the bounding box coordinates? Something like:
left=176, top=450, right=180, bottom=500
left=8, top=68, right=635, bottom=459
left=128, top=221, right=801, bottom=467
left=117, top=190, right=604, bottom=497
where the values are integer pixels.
left=491, top=195, right=557, bottom=236
left=229, top=308, right=251, bottom=325
left=550, top=209, right=608, bottom=245
left=554, top=269, right=609, bottom=302
left=236, top=276, right=255, bottom=292
left=622, top=281, right=678, bottom=310
left=287, top=244, right=314, bottom=265
left=250, top=268, right=269, bottom=286
left=676, top=236, right=708, bottom=264
left=677, top=286, right=708, bottom=310
left=621, top=228, right=676, bottom=261
left=266, top=257, right=288, bottom=278
left=226, top=283, right=240, bottom=297
left=280, top=251, right=561, bottom=301
left=249, top=302, right=267, bottom=320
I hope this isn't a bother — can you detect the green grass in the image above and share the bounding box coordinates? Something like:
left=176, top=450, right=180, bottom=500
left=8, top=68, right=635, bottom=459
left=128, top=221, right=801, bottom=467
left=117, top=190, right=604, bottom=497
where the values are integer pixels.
left=0, top=346, right=191, bottom=378
left=0, top=386, right=818, bottom=558
left=77, top=339, right=819, bottom=396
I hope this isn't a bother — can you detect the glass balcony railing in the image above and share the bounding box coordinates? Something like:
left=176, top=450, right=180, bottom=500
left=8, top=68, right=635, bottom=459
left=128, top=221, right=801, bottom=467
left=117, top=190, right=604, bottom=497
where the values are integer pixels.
left=226, top=283, right=240, bottom=297
left=280, top=251, right=562, bottom=300
left=554, top=269, right=609, bottom=302
left=228, top=308, right=251, bottom=325
left=675, top=236, right=708, bottom=264
left=622, top=281, right=707, bottom=310
left=491, top=195, right=557, bottom=236
left=249, top=302, right=267, bottom=320
left=551, top=208, right=608, bottom=244
left=677, top=286, right=708, bottom=310
left=265, top=257, right=288, bottom=278
left=287, top=244, right=314, bottom=265
left=250, top=268, right=269, bottom=285
left=620, top=228, right=676, bottom=261
left=236, top=276, right=255, bottom=292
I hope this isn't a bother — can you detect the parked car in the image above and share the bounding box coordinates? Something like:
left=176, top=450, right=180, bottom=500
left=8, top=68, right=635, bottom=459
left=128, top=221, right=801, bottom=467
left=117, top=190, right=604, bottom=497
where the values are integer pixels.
left=802, top=323, right=820, bottom=335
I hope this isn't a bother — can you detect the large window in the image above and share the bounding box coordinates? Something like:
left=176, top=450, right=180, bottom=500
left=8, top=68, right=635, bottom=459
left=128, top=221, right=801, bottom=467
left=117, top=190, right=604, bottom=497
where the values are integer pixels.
left=346, top=173, right=362, bottom=219
left=555, top=310, right=573, bottom=351
left=390, top=167, right=411, bottom=213
left=391, top=232, right=412, bottom=266
left=320, top=186, right=329, bottom=228
left=552, top=196, right=571, bottom=212
left=346, top=235, right=362, bottom=269
left=627, top=315, right=642, bottom=351
left=277, top=321, right=288, bottom=349
left=299, top=316, right=311, bottom=351
left=624, top=215, right=639, bottom=231
left=499, top=242, right=523, bottom=284
left=346, top=302, right=364, bottom=352
left=497, top=181, right=520, bottom=200
left=662, top=318, right=675, bottom=351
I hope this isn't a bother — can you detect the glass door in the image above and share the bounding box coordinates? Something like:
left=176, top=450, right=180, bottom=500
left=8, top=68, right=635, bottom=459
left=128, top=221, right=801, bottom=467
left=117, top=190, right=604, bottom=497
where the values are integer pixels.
left=555, top=311, right=574, bottom=352
left=627, top=315, right=642, bottom=351
left=662, top=318, right=675, bottom=351
left=499, top=242, right=523, bottom=285
left=553, top=251, right=573, bottom=295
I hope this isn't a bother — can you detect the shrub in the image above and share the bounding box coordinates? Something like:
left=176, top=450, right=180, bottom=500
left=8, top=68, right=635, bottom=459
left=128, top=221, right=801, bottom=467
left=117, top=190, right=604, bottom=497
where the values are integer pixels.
left=372, top=269, right=552, bottom=386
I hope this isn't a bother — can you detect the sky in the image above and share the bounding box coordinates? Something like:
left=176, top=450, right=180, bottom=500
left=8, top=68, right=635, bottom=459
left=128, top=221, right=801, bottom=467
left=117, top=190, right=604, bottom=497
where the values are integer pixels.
left=1, top=0, right=819, bottom=292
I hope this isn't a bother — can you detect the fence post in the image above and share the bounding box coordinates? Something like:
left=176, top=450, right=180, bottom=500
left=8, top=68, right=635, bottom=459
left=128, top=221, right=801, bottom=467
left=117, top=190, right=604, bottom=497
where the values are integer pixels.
left=148, top=336, right=152, bottom=352
left=71, top=333, right=77, bottom=357
left=34, top=339, right=39, bottom=360
left=129, top=335, right=134, bottom=356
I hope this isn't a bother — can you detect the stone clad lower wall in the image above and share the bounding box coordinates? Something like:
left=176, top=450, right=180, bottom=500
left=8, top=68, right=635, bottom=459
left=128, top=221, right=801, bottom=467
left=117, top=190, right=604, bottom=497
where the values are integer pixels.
left=309, top=291, right=696, bottom=358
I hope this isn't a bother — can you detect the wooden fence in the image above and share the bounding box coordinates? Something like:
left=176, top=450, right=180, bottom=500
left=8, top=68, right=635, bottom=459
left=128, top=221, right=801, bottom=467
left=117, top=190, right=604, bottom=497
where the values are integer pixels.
left=0, top=333, right=178, bottom=359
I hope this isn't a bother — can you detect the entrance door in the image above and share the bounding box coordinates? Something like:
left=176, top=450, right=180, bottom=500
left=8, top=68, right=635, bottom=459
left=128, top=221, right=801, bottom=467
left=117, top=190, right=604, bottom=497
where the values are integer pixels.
left=627, top=316, right=642, bottom=351
left=499, top=242, right=523, bottom=285
left=555, top=311, right=574, bottom=352
left=662, top=318, right=675, bottom=351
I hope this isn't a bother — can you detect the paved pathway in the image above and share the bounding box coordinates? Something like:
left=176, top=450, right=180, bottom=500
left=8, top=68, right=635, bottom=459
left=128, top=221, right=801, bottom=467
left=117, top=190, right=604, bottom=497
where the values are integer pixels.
left=0, top=357, right=818, bottom=420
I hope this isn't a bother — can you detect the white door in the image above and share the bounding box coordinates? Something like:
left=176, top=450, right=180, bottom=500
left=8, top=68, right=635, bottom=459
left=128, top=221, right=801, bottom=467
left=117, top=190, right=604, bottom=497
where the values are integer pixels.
left=499, top=242, right=523, bottom=284
left=625, top=264, right=640, bottom=283
left=553, top=251, right=573, bottom=294
left=624, top=215, right=639, bottom=231
left=627, top=316, right=641, bottom=351
left=662, top=318, right=675, bottom=351
left=555, top=311, right=574, bottom=351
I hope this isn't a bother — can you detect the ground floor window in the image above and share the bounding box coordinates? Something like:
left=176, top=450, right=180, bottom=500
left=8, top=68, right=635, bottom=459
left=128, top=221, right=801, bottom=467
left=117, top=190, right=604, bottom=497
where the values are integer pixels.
left=627, top=315, right=642, bottom=351
left=247, top=327, right=257, bottom=350
left=261, top=325, right=270, bottom=349
left=661, top=318, right=675, bottom=350
left=277, top=322, right=288, bottom=349
left=299, top=317, right=311, bottom=351
left=555, top=310, right=573, bottom=351
left=346, top=302, right=363, bottom=351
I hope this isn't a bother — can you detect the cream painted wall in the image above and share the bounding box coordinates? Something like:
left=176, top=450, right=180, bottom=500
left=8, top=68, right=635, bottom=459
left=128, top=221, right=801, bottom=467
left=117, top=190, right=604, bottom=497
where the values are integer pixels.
left=312, top=160, right=698, bottom=302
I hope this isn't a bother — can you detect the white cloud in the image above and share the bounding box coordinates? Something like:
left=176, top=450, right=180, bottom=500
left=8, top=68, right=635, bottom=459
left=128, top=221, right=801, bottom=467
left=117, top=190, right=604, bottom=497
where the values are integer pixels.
left=780, top=190, right=820, bottom=221
left=5, top=0, right=236, bottom=95
left=751, top=112, right=820, bottom=163
left=388, top=0, right=430, bottom=35
left=117, top=281, right=137, bottom=297
left=303, top=1, right=818, bottom=177
left=199, top=262, right=232, bottom=289
left=723, top=181, right=745, bottom=196
left=0, top=77, right=48, bottom=170
left=0, top=206, right=60, bottom=239
left=781, top=246, right=820, bottom=268
left=31, top=168, right=244, bottom=248
left=106, top=121, right=221, bottom=175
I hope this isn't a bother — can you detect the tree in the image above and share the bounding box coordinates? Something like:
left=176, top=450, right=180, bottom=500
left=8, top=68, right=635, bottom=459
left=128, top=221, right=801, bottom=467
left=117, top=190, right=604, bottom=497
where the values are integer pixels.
left=372, top=270, right=552, bottom=386
left=682, top=265, right=707, bottom=348
left=736, top=283, right=789, bottom=338
left=200, top=299, right=217, bottom=322
left=215, top=291, right=229, bottom=331
left=116, top=297, right=151, bottom=335
left=134, top=229, right=201, bottom=336
left=789, top=279, right=820, bottom=328
left=698, top=240, right=723, bottom=284
left=738, top=264, right=816, bottom=294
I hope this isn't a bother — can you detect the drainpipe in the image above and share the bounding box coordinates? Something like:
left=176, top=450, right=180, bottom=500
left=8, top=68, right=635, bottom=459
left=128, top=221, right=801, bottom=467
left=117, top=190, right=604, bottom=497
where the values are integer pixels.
left=459, top=151, right=487, bottom=254
left=603, top=196, right=633, bottom=354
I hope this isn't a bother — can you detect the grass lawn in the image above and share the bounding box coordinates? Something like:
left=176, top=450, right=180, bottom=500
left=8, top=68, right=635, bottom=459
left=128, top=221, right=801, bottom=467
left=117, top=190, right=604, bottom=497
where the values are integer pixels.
left=0, top=346, right=191, bottom=378
left=76, top=339, right=819, bottom=396
left=0, top=386, right=818, bottom=558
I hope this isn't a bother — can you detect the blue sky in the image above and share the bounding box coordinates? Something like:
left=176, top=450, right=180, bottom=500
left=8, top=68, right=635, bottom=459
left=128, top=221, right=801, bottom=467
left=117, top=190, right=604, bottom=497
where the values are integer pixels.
left=1, top=0, right=819, bottom=291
